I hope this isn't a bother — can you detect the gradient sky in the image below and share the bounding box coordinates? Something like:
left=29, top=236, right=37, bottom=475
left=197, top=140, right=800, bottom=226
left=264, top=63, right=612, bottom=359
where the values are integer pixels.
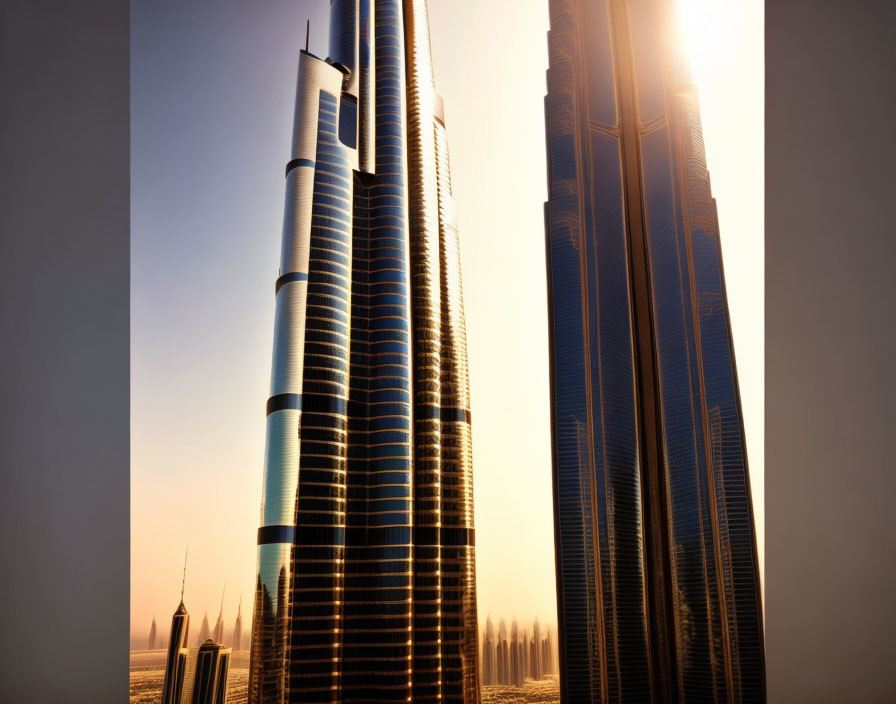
left=131, top=0, right=762, bottom=644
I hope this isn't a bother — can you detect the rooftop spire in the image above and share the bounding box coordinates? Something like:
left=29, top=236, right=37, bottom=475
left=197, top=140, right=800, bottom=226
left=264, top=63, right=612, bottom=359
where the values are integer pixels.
left=180, top=546, right=188, bottom=603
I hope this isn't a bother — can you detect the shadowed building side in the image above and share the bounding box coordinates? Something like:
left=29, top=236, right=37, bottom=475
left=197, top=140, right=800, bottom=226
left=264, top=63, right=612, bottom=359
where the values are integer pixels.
left=544, top=0, right=765, bottom=702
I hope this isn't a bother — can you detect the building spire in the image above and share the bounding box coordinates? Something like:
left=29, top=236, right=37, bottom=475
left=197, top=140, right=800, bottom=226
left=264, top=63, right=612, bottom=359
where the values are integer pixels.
left=305, top=19, right=310, bottom=53
left=180, top=546, right=188, bottom=604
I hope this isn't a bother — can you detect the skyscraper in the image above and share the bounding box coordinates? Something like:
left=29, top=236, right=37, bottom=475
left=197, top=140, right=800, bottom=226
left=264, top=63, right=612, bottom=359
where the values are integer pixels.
left=190, top=640, right=232, bottom=704
left=544, top=0, right=765, bottom=702
left=149, top=617, right=158, bottom=651
left=161, top=601, right=191, bottom=704
left=509, top=619, right=524, bottom=687
left=249, top=1, right=479, bottom=702
left=212, top=589, right=225, bottom=645
left=496, top=619, right=509, bottom=686
left=531, top=618, right=543, bottom=681
left=233, top=595, right=243, bottom=652
left=196, top=613, right=210, bottom=648
left=481, top=616, right=497, bottom=686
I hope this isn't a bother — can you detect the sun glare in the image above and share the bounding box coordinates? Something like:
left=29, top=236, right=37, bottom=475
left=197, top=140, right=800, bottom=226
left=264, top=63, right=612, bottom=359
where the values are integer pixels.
left=676, top=0, right=738, bottom=87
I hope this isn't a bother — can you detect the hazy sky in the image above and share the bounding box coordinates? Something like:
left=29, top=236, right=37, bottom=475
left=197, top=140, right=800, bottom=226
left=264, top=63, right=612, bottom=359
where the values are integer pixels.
left=131, top=0, right=762, bottom=644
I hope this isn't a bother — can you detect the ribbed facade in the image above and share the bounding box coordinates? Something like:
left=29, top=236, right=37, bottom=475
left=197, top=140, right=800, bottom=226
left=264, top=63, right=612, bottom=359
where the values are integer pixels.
left=248, top=2, right=479, bottom=703
left=544, top=1, right=765, bottom=702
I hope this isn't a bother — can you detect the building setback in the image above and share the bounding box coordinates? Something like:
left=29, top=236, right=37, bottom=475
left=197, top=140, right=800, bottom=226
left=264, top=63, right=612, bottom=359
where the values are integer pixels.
left=544, top=0, right=765, bottom=702
left=248, top=1, right=479, bottom=702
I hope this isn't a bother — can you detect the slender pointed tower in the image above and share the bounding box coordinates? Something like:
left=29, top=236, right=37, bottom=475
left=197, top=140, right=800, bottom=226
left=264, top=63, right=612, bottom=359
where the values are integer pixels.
left=149, top=617, right=158, bottom=651
left=249, top=2, right=478, bottom=702
left=197, top=613, right=210, bottom=647
left=544, top=0, right=766, bottom=701
left=161, top=553, right=191, bottom=704
left=481, top=616, right=496, bottom=686
left=496, top=619, right=509, bottom=686
left=233, top=594, right=244, bottom=651
left=212, top=588, right=226, bottom=644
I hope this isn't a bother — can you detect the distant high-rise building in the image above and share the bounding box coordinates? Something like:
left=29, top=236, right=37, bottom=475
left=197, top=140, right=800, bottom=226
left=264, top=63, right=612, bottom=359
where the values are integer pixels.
left=509, top=619, right=524, bottom=687
left=542, top=626, right=556, bottom=677
left=531, top=618, right=543, bottom=680
left=232, top=595, right=243, bottom=651
left=161, top=601, right=190, bottom=704
left=149, top=617, right=158, bottom=651
left=481, top=616, right=497, bottom=686
left=248, top=1, right=479, bottom=702
left=196, top=613, right=210, bottom=647
left=521, top=628, right=530, bottom=684
left=212, top=590, right=225, bottom=645
left=496, top=619, right=509, bottom=685
left=544, top=0, right=766, bottom=701
left=189, top=640, right=232, bottom=704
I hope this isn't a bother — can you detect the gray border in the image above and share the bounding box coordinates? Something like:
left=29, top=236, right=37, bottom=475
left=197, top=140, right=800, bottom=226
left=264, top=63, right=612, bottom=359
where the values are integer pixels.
left=1, top=0, right=895, bottom=700
left=766, top=0, right=896, bottom=701
left=0, top=1, right=129, bottom=701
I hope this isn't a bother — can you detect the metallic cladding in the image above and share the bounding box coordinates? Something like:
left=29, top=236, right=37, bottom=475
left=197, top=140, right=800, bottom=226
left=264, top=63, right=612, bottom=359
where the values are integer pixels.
left=249, top=1, right=478, bottom=702
left=545, top=0, right=765, bottom=702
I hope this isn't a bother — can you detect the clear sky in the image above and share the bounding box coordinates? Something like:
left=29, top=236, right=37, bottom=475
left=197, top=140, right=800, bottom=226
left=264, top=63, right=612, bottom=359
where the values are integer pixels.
left=131, top=0, right=762, bottom=645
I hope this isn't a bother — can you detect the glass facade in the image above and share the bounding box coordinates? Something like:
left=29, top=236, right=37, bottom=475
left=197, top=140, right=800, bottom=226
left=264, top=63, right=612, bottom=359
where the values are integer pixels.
left=249, top=2, right=479, bottom=703
left=161, top=602, right=191, bottom=704
left=545, top=1, right=765, bottom=702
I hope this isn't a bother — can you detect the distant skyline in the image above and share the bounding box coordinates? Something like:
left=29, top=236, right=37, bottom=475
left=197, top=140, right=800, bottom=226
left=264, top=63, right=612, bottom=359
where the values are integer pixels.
left=131, top=0, right=762, bottom=645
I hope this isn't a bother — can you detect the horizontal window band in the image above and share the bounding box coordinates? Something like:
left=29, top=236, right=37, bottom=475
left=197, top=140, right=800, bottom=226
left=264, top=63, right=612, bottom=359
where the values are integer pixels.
left=415, top=405, right=472, bottom=424
left=411, top=527, right=475, bottom=547
left=258, top=525, right=295, bottom=545
left=285, top=158, right=315, bottom=176
left=275, top=272, right=309, bottom=294
left=267, top=393, right=302, bottom=415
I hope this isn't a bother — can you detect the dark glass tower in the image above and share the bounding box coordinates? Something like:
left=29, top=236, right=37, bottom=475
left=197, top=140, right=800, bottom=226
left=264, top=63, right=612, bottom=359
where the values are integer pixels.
left=191, top=641, right=233, bottom=704
left=544, top=0, right=765, bottom=702
left=249, top=1, right=479, bottom=703
left=161, top=601, right=190, bottom=704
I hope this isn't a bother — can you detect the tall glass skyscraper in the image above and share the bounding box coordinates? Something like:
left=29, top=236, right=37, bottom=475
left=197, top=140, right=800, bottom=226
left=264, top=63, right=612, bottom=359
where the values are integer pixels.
left=248, top=2, right=479, bottom=703
left=544, top=0, right=765, bottom=702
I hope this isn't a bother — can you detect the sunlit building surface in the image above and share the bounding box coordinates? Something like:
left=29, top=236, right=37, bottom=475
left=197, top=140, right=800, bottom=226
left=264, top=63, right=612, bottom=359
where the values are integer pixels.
left=248, top=1, right=478, bottom=702
left=544, top=0, right=765, bottom=701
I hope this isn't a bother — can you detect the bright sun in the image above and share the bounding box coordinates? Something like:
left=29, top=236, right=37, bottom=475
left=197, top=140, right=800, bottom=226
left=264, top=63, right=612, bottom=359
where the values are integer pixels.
left=676, top=0, right=738, bottom=87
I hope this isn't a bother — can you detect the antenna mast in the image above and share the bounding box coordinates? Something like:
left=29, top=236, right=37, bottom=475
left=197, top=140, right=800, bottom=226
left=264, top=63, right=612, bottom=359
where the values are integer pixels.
left=180, top=547, right=188, bottom=603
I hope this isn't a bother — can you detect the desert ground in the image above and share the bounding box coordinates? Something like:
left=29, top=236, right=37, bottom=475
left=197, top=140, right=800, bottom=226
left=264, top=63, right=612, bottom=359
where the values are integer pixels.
left=130, top=650, right=248, bottom=704
left=130, top=651, right=558, bottom=704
